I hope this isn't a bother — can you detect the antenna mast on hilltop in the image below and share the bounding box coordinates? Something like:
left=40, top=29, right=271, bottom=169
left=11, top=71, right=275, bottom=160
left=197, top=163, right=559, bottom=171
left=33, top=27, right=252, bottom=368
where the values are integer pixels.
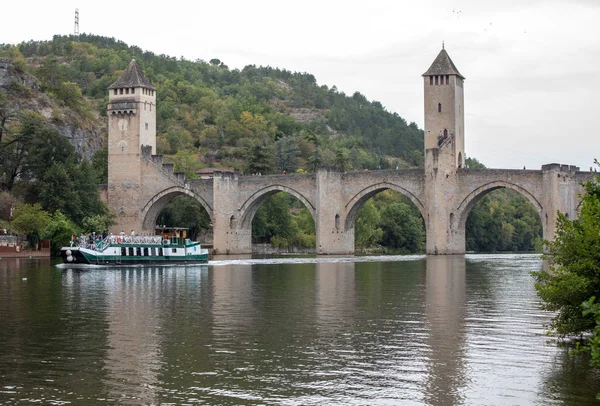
left=74, top=9, right=80, bottom=36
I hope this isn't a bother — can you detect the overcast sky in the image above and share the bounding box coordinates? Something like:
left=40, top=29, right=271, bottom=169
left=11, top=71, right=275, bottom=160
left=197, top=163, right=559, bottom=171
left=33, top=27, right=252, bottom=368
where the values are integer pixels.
left=3, top=0, right=599, bottom=170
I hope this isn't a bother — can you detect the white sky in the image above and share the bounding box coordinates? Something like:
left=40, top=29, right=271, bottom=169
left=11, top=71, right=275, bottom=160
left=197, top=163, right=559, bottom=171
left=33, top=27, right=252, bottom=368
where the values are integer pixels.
left=2, top=0, right=599, bottom=170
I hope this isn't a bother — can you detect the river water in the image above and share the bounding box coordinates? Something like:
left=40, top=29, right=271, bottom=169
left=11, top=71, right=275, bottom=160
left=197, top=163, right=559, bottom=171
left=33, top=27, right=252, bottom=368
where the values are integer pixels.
left=0, top=255, right=598, bottom=405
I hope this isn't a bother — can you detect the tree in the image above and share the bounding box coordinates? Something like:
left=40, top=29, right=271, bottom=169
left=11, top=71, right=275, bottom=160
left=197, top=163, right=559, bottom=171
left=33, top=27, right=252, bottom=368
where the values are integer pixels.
left=534, top=168, right=600, bottom=336
left=379, top=202, right=425, bottom=254
left=252, top=193, right=294, bottom=243
left=244, top=141, right=273, bottom=175
left=11, top=203, right=51, bottom=247
left=355, top=200, right=383, bottom=249
left=274, top=136, right=300, bottom=173
left=42, top=211, right=78, bottom=255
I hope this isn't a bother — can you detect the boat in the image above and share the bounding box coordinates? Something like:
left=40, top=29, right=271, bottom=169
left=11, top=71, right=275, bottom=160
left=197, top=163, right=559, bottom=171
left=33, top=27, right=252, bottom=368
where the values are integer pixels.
left=60, top=229, right=209, bottom=265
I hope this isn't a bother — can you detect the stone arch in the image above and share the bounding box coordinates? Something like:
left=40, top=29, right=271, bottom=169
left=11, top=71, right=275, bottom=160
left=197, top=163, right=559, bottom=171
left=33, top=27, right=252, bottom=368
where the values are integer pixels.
left=238, top=185, right=315, bottom=229
left=140, top=186, right=213, bottom=231
left=344, top=182, right=425, bottom=232
left=455, top=181, right=544, bottom=235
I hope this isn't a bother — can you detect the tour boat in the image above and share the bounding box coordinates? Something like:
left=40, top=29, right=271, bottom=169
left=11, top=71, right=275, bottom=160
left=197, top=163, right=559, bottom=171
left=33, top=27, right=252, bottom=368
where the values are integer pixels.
left=60, top=231, right=209, bottom=265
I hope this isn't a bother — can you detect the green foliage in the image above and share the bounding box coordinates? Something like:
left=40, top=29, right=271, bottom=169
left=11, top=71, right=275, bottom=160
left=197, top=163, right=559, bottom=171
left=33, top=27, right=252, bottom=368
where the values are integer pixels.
left=81, top=214, right=114, bottom=234
left=380, top=202, right=425, bottom=254
left=355, top=190, right=425, bottom=254
left=355, top=200, right=383, bottom=249
left=253, top=193, right=294, bottom=243
left=244, top=141, right=274, bottom=175
left=466, top=189, right=542, bottom=252
left=11, top=203, right=51, bottom=245
left=465, top=156, right=486, bottom=169
left=156, top=195, right=211, bottom=240
left=8, top=34, right=425, bottom=175
left=535, top=167, right=600, bottom=336
left=250, top=193, right=316, bottom=248
left=579, top=297, right=600, bottom=369
left=91, top=147, right=108, bottom=184
left=42, top=211, right=78, bottom=255
left=171, top=150, right=201, bottom=178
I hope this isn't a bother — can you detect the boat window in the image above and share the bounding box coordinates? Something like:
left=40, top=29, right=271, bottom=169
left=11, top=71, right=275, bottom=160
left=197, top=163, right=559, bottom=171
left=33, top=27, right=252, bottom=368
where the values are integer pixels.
left=121, top=247, right=127, bottom=256
left=129, top=247, right=134, bottom=256
left=159, top=248, right=163, bottom=256
left=136, top=248, right=142, bottom=256
left=172, top=248, right=177, bottom=253
left=144, top=247, right=149, bottom=256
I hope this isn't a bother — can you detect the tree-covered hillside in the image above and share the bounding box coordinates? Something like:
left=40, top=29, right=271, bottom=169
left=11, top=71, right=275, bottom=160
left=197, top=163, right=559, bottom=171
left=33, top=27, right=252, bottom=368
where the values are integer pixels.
left=0, top=34, right=543, bottom=253
left=5, top=34, right=424, bottom=176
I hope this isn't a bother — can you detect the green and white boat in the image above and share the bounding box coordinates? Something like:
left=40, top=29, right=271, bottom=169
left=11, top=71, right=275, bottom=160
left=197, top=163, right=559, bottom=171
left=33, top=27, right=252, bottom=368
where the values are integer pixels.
left=60, top=233, right=209, bottom=265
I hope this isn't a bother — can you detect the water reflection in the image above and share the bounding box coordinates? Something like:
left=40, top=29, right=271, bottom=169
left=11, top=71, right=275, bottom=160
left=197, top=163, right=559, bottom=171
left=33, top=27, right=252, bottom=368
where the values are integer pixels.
left=2, top=257, right=600, bottom=404
left=424, top=255, right=467, bottom=405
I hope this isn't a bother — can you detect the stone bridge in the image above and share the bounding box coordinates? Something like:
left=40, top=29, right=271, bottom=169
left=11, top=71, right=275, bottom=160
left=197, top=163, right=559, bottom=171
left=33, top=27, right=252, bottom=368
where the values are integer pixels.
left=118, top=148, right=589, bottom=255
left=105, top=52, right=593, bottom=255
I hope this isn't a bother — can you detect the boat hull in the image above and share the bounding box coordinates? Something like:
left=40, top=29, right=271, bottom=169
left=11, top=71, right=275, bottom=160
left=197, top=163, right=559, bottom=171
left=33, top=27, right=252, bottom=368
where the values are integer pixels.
left=60, top=245, right=209, bottom=265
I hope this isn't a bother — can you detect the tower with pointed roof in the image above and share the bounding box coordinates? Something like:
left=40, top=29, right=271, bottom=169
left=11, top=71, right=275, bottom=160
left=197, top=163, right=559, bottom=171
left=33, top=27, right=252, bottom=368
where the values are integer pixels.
left=422, top=47, right=466, bottom=254
left=422, top=47, right=465, bottom=168
left=107, top=59, right=157, bottom=232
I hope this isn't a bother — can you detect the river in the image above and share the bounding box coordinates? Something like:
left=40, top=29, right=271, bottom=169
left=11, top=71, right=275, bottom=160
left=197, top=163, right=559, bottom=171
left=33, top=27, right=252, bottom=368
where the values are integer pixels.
left=0, top=255, right=598, bottom=405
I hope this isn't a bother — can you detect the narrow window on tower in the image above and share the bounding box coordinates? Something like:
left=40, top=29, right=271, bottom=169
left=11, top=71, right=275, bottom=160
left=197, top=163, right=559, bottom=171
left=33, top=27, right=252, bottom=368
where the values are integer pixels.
left=119, top=88, right=123, bottom=95
left=446, top=75, right=449, bottom=85
left=435, top=76, right=439, bottom=85
left=113, top=89, right=117, bottom=95
left=125, top=88, right=129, bottom=94
left=438, top=103, right=442, bottom=113
left=145, top=123, right=148, bottom=130
left=131, top=88, right=135, bottom=94
left=444, top=129, right=448, bottom=137
left=430, top=76, right=433, bottom=86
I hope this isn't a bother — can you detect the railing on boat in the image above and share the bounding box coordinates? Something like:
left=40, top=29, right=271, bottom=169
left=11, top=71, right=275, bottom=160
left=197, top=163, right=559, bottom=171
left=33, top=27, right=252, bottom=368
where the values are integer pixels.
left=79, top=236, right=165, bottom=252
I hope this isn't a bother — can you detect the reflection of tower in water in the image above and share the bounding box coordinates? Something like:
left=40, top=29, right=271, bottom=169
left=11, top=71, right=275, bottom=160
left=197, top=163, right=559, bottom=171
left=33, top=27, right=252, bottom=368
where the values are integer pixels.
left=424, top=256, right=467, bottom=406
left=315, top=262, right=356, bottom=333
left=103, top=268, right=166, bottom=404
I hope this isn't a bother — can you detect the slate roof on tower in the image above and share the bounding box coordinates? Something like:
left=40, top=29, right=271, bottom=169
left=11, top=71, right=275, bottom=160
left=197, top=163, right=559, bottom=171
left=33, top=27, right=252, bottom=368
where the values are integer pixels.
left=422, top=49, right=465, bottom=79
left=108, top=59, right=156, bottom=90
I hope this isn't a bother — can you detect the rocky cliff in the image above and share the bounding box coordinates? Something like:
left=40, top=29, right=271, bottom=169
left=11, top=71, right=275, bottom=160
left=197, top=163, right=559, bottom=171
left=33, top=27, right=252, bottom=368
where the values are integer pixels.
left=0, top=59, right=103, bottom=161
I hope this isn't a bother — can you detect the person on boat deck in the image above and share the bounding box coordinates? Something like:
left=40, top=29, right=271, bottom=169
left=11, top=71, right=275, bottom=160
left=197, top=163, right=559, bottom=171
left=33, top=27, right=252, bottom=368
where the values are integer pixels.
left=131, top=230, right=135, bottom=237
left=120, top=231, right=125, bottom=237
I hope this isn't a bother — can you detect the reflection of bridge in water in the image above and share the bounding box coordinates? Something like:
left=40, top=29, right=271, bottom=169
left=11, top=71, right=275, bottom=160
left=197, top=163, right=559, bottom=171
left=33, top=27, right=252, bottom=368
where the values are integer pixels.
left=105, top=50, right=592, bottom=254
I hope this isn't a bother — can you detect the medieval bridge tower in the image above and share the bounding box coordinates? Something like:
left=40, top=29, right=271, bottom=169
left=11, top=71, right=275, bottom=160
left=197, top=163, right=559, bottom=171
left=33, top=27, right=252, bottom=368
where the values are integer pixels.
left=105, top=54, right=588, bottom=255
left=107, top=59, right=157, bottom=234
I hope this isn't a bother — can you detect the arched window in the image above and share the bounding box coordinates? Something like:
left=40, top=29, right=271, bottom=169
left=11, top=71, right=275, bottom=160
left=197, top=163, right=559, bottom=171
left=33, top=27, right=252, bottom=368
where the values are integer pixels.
left=438, top=103, right=442, bottom=113
left=443, top=129, right=448, bottom=137
left=335, top=214, right=340, bottom=231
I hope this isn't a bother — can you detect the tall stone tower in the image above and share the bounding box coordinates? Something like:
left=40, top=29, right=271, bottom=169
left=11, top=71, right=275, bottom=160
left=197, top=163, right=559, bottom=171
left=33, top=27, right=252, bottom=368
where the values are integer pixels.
left=107, top=59, right=156, bottom=233
left=422, top=48, right=466, bottom=254
left=423, top=47, right=465, bottom=168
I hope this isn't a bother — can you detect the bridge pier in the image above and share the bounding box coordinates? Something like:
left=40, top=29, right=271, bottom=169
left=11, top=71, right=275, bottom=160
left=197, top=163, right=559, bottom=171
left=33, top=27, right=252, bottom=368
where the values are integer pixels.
left=315, top=170, right=354, bottom=255
left=540, top=164, right=582, bottom=244
left=424, top=147, right=465, bottom=255
left=212, top=172, right=252, bottom=255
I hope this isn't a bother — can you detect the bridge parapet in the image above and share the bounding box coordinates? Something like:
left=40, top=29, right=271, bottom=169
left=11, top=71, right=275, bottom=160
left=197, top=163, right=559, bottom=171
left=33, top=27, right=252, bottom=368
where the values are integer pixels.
left=542, top=163, right=580, bottom=172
